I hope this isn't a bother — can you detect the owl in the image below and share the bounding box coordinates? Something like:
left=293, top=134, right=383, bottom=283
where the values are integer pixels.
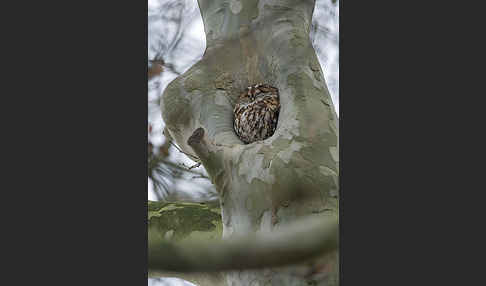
left=233, top=83, right=280, bottom=144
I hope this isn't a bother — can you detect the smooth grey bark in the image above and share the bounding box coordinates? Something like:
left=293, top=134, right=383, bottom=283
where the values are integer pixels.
left=160, top=0, right=339, bottom=285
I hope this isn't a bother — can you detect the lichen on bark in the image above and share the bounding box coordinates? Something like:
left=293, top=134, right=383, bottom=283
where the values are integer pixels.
left=148, top=201, right=223, bottom=242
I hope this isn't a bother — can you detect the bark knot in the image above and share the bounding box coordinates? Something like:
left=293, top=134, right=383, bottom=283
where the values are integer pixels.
left=188, top=128, right=205, bottom=146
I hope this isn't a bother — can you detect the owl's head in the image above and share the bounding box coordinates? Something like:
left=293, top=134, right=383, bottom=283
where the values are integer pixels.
left=237, top=87, right=254, bottom=104
left=237, top=83, right=266, bottom=104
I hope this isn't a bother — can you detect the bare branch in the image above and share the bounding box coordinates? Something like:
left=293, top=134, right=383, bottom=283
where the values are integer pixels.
left=148, top=215, right=338, bottom=272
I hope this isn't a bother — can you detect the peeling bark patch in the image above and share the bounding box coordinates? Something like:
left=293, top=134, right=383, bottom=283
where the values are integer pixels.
left=258, top=145, right=275, bottom=169
left=299, top=136, right=337, bottom=173
left=148, top=202, right=222, bottom=241
left=164, top=230, right=174, bottom=240
left=212, top=168, right=226, bottom=191
left=271, top=207, right=279, bottom=226
left=329, top=146, right=339, bottom=162
left=309, top=58, right=320, bottom=71
left=230, top=0, right=242, bottom=14
left=238, top=151, right=274, bottom=184
left=277, top=140, right=304, bottom=164
left=319, top=166, right=338, bottom=178
left=215, top=92, right=230, bottom=106
left=319, top=166, right=339, bottom=198
left=250, top=0, right=259, bottom=20
left=274, top=105, right=300, bottom=141
left=310, top=59, right=322, bottom=81
left=258, top=210, right=274, bottom=232
left=329, top=108, right=338, bottom=131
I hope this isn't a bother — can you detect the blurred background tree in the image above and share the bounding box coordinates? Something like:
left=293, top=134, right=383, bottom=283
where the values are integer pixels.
left=148, top=0, right=339, bottom=285
left=148, top=0, right=216, bottom=203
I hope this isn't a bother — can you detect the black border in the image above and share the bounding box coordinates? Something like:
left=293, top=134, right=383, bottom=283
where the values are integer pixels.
left=16, top=1, right=149, bottom=284
left=339, top=1, right=472, bottom=284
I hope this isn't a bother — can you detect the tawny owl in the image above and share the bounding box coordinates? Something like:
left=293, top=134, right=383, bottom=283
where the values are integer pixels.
left=233, top=83, right=280, bottom=144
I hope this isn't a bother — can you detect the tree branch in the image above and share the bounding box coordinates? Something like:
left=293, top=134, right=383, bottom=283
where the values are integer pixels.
left=187, top=128, right=227, bottom=188
left=148, top=215, right=338, bottom=272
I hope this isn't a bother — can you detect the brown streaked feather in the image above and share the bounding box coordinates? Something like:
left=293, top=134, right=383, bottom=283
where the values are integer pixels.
left=233, top=84, right=280, bottom=144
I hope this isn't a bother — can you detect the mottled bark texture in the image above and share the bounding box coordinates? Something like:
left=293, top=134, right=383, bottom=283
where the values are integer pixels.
left=160, top=0, right=339, bottom=285
left=148, top=201, right=225, bottom=286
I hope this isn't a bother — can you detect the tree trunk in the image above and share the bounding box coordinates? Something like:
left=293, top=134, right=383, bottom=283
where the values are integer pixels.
left=160, top=0, right=339, bottom=285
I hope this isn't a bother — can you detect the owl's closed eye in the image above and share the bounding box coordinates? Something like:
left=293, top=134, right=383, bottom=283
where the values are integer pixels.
left=233, top=84, right=280, bottom=144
